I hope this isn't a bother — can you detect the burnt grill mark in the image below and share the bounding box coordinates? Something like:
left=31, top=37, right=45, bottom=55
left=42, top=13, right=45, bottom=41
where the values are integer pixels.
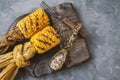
left=33, top=14, right=40, bottom=29
left=41, top=34, right=56, bottom=43
left=41, top=34, right=48, bottom=38
left=35, top=22, right=39, bottom=26
left=29, top=17, right=33, bottom=25
left=36, top=38, right=51, bottom=45
left=24, top=22, right=28, bottom=32
left=36, top=45, right=45, bottom=50
left=49, top=37, right=56, bottom=43
left=47, top=30, right=58, bottom=38
left=35, top=14, right=39, bottom=21
left=36, top=14, right=39, bottom=18
left=48, top=29, right=60, bottom=38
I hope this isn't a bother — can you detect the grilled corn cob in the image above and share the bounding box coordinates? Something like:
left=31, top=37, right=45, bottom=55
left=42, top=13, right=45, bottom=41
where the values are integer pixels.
left=31, top=26, right=60, bottom=54
left=0, top=26, right=60, bottom=80
left=16, top=8, right=50, bottom=38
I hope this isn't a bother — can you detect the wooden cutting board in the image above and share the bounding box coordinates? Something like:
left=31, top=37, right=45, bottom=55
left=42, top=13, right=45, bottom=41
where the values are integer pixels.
left=10, top=2, right=90, bottom=77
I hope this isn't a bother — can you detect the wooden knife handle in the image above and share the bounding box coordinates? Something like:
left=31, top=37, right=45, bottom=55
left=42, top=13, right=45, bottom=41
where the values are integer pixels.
left=63, top=18, right=75, bottom=29
left=62, top=18, right=87, bottom=38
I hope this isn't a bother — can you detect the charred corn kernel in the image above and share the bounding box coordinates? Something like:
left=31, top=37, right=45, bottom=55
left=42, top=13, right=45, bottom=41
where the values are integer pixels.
left=16, top=8, right=50, bottom=39
left=30, top=26, right=60, bottom=54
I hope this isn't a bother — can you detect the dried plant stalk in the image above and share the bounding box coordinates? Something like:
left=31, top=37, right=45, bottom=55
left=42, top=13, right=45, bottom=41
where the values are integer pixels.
left=0, top=42, right=36, bottom=80
left=0, top=26, right=60, bottom=80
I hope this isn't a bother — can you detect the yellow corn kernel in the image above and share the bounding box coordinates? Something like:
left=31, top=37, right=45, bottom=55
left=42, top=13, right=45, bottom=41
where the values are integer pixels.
left=30, top=26, right=60, bottom=54
left=16, top=8, right=50, bottom=39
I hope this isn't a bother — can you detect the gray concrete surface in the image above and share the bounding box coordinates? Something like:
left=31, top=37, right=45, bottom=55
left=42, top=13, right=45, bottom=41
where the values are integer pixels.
left=0, top=0, right=120, bottom=80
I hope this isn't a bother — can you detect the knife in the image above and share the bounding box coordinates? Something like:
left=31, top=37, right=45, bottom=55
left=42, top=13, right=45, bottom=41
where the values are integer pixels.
left=40, top=1, right=87, bottom=38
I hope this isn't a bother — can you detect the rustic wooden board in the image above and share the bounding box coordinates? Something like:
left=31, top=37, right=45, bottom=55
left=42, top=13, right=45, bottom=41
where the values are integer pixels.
left=7, top=2, right=90, bottom=77
left=25, top=38, right=89, bottom=77
left=24, top=3, right=90, bottom=77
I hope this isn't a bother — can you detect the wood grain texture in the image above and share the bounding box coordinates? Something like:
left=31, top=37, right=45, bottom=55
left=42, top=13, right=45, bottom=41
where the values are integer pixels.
left=24, top=3, right=89, bottom=77
left=0, top=0, right=119, bottom=80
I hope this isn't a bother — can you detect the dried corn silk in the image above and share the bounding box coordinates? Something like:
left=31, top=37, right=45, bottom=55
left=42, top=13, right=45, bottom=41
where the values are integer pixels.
left=16, top=8, right=50, bottom=38
left=30, top=26, right=60, bottom=54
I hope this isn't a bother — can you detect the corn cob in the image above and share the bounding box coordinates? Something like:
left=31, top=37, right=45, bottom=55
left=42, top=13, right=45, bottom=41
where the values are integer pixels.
left=0, top=25, right=60, bottom=80
left=16, top=8, right=50, bottom=39
left=31, top=26, right=60, bottom=54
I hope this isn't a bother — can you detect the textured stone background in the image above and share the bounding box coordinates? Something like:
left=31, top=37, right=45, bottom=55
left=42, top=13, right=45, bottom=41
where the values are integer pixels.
left=0, top=0, right=120, bottom=80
